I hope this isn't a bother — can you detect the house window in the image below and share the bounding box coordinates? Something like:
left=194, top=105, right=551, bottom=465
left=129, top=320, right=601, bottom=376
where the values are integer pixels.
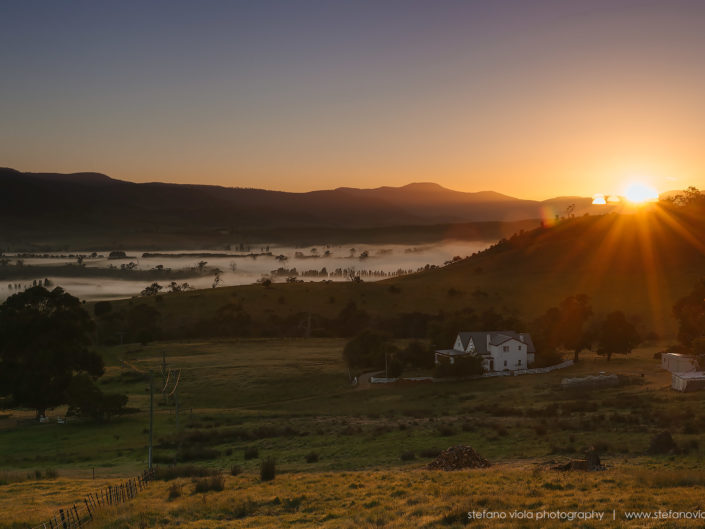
left=518, top=359, right=522, bottom=366
left=504, top=360, right=507, bottom=366
left=518, top=345, right=522, bottom=350
left=503, top=346, right=509, bottom=352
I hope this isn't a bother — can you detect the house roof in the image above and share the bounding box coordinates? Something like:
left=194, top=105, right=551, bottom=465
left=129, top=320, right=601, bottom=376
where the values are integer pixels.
left=457, top=331, right=536, bottom=353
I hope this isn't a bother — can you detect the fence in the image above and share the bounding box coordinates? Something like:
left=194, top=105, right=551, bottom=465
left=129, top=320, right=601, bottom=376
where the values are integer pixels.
left=370, top=360, right=575, bottom=384
left=29, top=468, right=155, bottom=529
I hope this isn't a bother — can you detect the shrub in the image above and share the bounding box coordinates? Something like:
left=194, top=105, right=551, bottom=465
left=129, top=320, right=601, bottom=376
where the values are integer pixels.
left=437, top=424, right=456, bottom=437
left=260, top=457, right=276, bottom=482
left=177, top=446, right=220, bottom=462
left=400, top=451, right=415, bottom=461
left=304, top=451, right=319, bottom=463
left=167, top=483, right=182, bottom=500
left=419, top=448, right=441, bottom=458
left=648, top=431, right=678, bottom=454
left=434, top=355, right=484, bottom=378
left=342, top=329, right=393, bottom=369
left=244, top=447, right=259, bottom=460
left=230, top=465, right=242, bottom=476
left=193, top=474, right=224, bottom=493
left=156, top=465, right=218, bottom=481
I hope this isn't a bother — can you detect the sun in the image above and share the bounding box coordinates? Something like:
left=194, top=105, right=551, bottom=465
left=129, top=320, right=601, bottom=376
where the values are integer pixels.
left=624, top=182, right=659, bottom=204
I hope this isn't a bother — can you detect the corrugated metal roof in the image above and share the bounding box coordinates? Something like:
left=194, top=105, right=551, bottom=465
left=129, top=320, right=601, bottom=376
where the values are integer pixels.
left=456, top=331, right=536, bottom=353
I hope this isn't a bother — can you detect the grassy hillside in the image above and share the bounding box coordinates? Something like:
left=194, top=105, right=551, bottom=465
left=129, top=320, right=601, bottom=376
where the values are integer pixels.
left=99, top=207, right=705, bottom=340
left=2, top=338, right=705, bottom=527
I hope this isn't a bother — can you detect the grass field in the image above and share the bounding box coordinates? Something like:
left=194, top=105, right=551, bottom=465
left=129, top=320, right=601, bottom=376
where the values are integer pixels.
left=2, top=337, right=705, bottom=527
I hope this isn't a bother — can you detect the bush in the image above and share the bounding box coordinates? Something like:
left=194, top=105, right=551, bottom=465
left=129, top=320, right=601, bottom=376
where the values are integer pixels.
left=156, top=465, right=218, bottom=481
left=244, top=447, right=259, bottom=460
left=434, top=355, right=484, bottom=378
left=230, top=465, right=242, bottom=476
left=177, top=446, right=220, bottom=462
left=342, top=329, right=395, bottom=369
left=193, top=474, right=224, bottom=493
left=167, top=483, right=182, bottom=499
left=648, top=431, right=678, bottom=454
left=419, top=448, right=441, bottom=458
left=437, top=424, right=456, bottom=437
left=260, top=457, right=276, bottom=482
left=399, top=341, right=434, bottom=369
left=304, top=451, right=319, bottom=463
left=400, top=451, right=415, bottom=461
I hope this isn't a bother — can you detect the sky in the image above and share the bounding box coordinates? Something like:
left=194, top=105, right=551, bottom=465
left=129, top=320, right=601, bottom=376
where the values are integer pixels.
left=1, top=0, right=704, bottom=199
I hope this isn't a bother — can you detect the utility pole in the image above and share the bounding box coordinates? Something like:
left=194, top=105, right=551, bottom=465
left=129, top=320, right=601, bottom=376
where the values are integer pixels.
left=385, top=352, right=388, bottom=379
left=148, top=374, right=154, bottom=470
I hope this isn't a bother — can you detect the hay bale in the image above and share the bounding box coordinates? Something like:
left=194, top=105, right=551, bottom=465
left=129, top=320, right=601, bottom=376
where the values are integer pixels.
left=427, top=445, right=490, bottom=470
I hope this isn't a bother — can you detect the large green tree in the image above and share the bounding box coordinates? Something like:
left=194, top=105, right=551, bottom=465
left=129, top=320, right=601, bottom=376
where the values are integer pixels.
left=0, top=286, right=103, bottom=418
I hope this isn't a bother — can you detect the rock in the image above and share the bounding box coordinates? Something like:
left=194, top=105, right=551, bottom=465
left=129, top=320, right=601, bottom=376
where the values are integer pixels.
left=427, top=445, right=490, bottom=470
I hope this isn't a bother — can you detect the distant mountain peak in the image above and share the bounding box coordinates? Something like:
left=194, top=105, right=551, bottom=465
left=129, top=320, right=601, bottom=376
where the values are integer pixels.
left=0, top=168, right=113, bottom=185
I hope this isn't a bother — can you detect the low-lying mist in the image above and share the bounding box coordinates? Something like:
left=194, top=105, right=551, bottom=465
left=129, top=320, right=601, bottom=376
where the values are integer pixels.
left=1, top=241, right=489, bottom=301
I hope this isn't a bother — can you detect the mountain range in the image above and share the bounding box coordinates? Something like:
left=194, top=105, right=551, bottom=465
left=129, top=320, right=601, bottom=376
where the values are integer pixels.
left=0, top=167, right=613, bottom=249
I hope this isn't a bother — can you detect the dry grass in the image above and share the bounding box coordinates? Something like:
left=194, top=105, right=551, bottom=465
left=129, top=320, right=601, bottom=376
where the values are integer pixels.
left=5, top=463, right=705, bottom=528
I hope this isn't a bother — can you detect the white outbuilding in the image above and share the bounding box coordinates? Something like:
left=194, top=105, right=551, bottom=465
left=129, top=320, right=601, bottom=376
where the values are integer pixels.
left=672, top=371, right=705, bottom=392
left=661, top=353, right=699, bottom=373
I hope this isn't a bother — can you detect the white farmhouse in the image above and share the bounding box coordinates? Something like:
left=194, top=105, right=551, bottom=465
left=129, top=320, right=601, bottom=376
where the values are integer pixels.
left=435, top=331, right=535, bottom=372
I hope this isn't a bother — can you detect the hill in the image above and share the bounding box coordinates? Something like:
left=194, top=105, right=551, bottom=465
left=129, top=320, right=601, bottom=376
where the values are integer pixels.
left=0, top=168, right=610, bottom=250
left=96, top=205, right=705, bottom=341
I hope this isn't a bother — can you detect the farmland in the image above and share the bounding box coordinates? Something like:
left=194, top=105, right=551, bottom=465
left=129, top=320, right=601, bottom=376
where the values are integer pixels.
left=2, top=338, right=705, bottom=527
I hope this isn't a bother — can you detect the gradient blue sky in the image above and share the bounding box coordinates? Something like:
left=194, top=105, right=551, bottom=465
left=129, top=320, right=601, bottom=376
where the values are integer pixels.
left=1, top=0, right=704, bottom=198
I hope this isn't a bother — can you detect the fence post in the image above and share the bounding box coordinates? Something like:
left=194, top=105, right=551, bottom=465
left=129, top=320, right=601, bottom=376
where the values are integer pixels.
left=73, top=504, right=80, bottom=525
left=59, top=509, right=67, bottom=529
left=84, top=498, right=93, bottom=520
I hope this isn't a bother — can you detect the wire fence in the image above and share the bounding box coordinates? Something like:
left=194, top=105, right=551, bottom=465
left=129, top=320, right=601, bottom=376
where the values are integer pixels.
left=29, top=468, right=156, bottom=529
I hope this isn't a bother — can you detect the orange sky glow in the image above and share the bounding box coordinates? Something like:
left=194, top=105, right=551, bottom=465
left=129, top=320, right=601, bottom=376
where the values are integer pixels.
left=1, top=2, right=704, bottom=200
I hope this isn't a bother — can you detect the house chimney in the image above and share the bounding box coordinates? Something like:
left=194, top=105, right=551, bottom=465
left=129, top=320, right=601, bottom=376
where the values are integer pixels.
left=520, top=334, right=525, bottom=343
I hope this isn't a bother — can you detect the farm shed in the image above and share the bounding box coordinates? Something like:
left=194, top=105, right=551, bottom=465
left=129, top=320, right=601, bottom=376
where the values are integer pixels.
left=671, top=371, right=705, bottom=392
left=661, top=353, right=699, bottom=373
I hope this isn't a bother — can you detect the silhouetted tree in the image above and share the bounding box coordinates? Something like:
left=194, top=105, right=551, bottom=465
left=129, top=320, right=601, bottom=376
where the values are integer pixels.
left=673, top=278, right=705, bottom=347
left=343, top=330, right=396, bottom=370
left=141, top=282, right=163, bottom=296
left=0, top=286, right=103, bottom=418
left=66, top=374, right=128, bottom=421
left=596, top=311, right=641, bottom=361
left=534, top=295, right=593, bottom=363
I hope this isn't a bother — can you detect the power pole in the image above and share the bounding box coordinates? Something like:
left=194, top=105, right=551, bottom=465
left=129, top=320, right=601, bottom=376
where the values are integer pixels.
left=148, top=374, right=154, bottom=470
left=385, top=352, right=388, bottom=379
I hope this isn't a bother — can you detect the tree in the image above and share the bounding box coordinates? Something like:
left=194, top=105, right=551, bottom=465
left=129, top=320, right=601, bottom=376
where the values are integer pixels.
left=673, top=278, right=705, bottom=347
left=342, top=330, right=396, bottom=370
left=65, top=374, right=128, bottom=421
left=596, top=311, right=641, bottom=361
left=534, top=295, right=593, bottom=362
left=141, top=282, right=163, bottom=296
left=126, top=304, right=161, bottom=344
left=399, top=340, right=434, bottom=369
left=0, top=286, right=103, bottom=418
